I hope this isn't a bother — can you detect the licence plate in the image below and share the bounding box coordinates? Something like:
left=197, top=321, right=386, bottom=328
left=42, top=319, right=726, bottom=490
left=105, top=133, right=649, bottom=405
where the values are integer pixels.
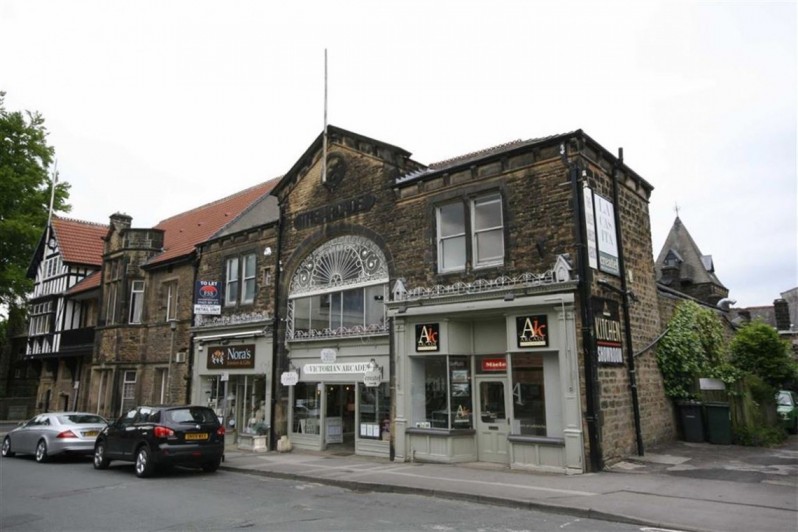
left=185, top=433, right=209, bottom=441
left=83, top=431, right=99, bottom=437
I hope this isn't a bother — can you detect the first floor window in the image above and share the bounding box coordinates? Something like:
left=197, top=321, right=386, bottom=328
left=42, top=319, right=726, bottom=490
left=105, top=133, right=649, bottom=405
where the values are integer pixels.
left=129, top=280, right=144, bottom=324
left=291, top=284, right=386, bottom=337
left=225, top=257, right=239, bottom=305
left=410, top=355, right=473, bottom=430
left=165, top=282, right=178, bottom=321
left=225, top=253, right=257, bottom=306
left=436, top=192, right=504, bottom=273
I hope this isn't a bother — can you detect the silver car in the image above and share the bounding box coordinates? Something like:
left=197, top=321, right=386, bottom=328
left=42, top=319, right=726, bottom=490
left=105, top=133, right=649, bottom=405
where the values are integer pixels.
left=1, top=412, right=108, bottom=463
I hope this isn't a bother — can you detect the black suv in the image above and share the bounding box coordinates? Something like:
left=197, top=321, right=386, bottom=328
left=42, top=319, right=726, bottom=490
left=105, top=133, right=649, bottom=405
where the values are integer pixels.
left=94, top=405, right=225, bottom=478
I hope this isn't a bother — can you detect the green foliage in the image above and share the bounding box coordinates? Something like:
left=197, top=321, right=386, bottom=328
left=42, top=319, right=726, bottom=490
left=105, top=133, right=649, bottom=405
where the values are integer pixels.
left=657, top=300, right=733, bottom=400
left=733, top=425, right=786, bottom=447
left=730, top=320, right=798, bottom=390
left=0, top=92, right=71, bottom=307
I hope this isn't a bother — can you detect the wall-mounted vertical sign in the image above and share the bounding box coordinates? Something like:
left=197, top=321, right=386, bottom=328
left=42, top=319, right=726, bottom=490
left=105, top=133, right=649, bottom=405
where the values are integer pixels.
left=592, top=298, right=623, bottom=364
left=593, top=194, right=620, bottom=276
left=516, top=315, right=549, bottom=348
left=583, top=185, right=599, bottom=270
left=207, top=344, right=256, bottom=369
left=194, top=280, right=222, bottom=315
left=415, top=324, right=439, bottom=352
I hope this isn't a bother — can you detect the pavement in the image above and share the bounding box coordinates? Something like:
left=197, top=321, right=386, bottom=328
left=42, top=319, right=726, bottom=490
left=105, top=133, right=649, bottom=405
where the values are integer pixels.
left=218, top=435, right=798, bottom=532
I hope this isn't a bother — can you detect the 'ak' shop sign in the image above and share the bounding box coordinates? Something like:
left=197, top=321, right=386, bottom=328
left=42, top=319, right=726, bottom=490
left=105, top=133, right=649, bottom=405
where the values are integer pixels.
left=516, top=315, right=549, bottom=348
left=415, top=324, right=440, bottom=352
left=592, top=298, right=623, bottom=364
left=207, top=344, right=256, bottom=370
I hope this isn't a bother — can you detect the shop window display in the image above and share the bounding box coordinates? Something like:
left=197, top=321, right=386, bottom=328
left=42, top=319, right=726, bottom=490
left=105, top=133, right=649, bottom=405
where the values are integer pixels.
left=359, top=383, right=390, bottom=440
left=293, top=382, right=320, bottom=435
left=411, top=356, right=472, bottom=430
left=510, top=354, right=546, bottom=436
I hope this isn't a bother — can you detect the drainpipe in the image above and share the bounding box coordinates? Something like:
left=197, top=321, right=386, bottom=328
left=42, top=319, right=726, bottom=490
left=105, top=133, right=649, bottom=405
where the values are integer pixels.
left=612, top=147, right=644, bottom=456
left=269, top=213, right=283, bottom=452
left=564, top=140, right=603, bottom=472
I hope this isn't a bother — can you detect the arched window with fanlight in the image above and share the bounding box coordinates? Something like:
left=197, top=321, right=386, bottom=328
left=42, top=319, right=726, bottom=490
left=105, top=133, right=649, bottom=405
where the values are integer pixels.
left=287, top=235, right=389, bottom=340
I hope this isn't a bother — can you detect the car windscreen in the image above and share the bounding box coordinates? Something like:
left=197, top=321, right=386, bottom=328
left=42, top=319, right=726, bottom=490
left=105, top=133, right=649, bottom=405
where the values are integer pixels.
left=165, top=408, right=218, bottom=424
left=776, top=392, right=793, bottom=406
left=58, top=414, right=107, bottom=424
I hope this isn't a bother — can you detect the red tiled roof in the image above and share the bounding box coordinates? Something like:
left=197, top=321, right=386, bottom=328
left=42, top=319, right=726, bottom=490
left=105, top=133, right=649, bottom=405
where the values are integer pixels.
left=67, top=270, right=101, bottom=295
left=147, top=179, right=278, bottom=267
left=52, top=216, right=108, bottom=266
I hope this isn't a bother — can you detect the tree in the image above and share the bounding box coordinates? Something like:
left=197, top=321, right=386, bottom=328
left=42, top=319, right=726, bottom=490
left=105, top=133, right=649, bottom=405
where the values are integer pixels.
left=0, top=92, right=70, bottom=310
left=730, top=321, right=798, bottom=390
left=656, top=300, right=737, bottom=400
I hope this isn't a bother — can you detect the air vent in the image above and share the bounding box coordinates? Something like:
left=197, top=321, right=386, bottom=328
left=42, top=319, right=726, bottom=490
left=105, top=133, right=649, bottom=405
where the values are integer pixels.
left=174, top=352, right=186, bottom=364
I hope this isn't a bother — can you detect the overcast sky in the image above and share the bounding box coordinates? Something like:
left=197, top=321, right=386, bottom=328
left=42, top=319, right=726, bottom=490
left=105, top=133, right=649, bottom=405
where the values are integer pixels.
left=1, top=0, right=795, bottom=309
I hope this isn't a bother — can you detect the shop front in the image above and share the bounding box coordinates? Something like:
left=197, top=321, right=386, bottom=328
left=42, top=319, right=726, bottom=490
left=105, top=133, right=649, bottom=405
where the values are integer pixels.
left=285, top=341, right=391, bottom=457
left=191, top=324, right=273, bottom=450
left=389, top=288, right=584, bottom=474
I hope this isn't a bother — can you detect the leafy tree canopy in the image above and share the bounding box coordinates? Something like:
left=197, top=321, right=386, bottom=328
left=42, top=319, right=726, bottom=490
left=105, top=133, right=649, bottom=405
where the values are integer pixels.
left=730, top=321, right=798, bottom=390
left=0, top=91, right=71, bottom=309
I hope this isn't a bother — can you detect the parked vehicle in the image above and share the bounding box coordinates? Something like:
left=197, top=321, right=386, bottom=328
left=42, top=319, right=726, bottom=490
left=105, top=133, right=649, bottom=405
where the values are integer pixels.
left=93, top=405, right=225, bottom=478
left=776, top=390, right=798, bottom=434
left=1, top=412, right=107, bottom=462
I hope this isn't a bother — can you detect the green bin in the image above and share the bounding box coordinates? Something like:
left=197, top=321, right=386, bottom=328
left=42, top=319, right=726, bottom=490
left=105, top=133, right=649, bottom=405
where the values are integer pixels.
left=704, top=402, right=732, bottom=444
left=678, top=401, right=705, bottom=442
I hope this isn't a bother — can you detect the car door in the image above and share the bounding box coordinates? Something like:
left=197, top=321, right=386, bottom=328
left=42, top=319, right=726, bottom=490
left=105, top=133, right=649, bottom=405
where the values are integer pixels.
left=105, top=409, right=138, bottom=458
left=16, top=415, right=44, bottom=453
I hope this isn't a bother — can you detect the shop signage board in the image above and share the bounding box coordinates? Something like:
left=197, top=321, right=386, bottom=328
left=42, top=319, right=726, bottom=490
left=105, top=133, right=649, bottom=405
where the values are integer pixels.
left=415, top=323, right=439, bottom=352
left=592, top=298, right=623, bottom=364
left=281, top=371, right=299, bottom=386
left=516, top=315, right=549, bottom=348
left=194, top=280, right=222, bottom=315
left=207, top=344, right=256, bottom=369
left=320, top=348, right=337, bottom=363
left=593, top=193, right=620, bottom=276
left=363, top=369, right=381, bottom=387
left=583, top=185, right=599, bottom=270
left=481, top=358, right=507, bottom=372
left=304, top=362, right=372, bottom=375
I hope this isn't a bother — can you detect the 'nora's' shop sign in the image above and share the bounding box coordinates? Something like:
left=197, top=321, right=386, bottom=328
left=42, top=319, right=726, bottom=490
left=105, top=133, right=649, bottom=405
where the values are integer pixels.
left=207, top=344, right=256, bottom=370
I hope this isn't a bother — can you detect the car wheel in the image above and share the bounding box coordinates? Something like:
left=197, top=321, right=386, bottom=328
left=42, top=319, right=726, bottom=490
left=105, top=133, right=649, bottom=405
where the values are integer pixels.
left=1, top=437, right=14, bottom=458
left=35, top=439, right=49, bottom=463
left=202, top=457, right=221, bottom=473
left=94, top=442, right=110, bottom=469
left=135, top=446, right=155, bottom=478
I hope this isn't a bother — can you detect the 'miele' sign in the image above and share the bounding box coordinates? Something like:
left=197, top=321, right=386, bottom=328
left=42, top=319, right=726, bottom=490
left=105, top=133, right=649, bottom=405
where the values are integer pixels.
left=516, top=315, right=549, bottom=348
left=415, top=324, right=440, bottom=352
left=592, top=298, right=623, bottom=364
left=207, top=344, right=256, bottom=369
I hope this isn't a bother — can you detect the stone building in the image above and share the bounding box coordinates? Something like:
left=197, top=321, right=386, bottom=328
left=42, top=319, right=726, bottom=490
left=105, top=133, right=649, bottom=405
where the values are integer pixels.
left=655, top=216, right=730, bottom=306
left=87, top=182, right=276, bottom=420
left=23, top=215, right=107, bottom=415
left=268, top=126, right=670, bottom=472
left=189, top=191, right=280, bottom=450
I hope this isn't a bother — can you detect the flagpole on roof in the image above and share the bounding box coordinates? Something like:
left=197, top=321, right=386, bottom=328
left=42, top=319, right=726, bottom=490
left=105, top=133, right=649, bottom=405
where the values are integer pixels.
left=322, top=48, right=328, bottom=183
left=44, top=159, right=58, bottom=252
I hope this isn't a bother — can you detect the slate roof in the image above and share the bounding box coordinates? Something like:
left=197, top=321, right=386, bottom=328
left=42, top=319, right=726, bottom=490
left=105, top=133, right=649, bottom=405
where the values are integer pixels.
left=146, top=179, right=279, bottom=267
left=51, top=216, right=108, bottom=266
left=396, top=133, right=574, bottom=184
left=655, top=217, right=727, bottom=288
